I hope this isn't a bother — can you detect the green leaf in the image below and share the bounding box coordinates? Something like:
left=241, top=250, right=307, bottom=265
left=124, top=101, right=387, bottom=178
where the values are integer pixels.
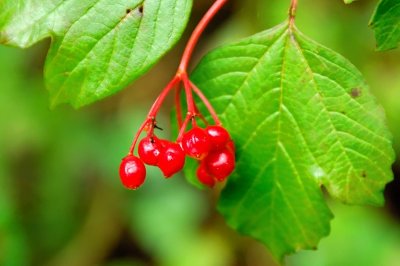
left=370, top=0, right=400, bottom=51
left=0, top=0, right=192, bottom=107
left=343, top=0, right=357, bottom=4
left=191, top=21, right=394, bottom=260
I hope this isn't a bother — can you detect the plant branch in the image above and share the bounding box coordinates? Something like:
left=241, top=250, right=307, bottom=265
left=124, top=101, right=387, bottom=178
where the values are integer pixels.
left=178, top=0, right=228, bottom=72
left=128, top=0, right=228, bottom=153
left=189, top=80, right=221, bottom=125
left=289, top=0, right=298, bottom=25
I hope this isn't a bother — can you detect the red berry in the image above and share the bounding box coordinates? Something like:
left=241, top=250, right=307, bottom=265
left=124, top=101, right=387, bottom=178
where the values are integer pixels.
left=157, top=141, right=186, bottom=178
left=119, top=155, right=146, bottom=189
left=205, top=125, right=231, bottom=150
left=181, top=127, right=211, bottom=160
left=196, top=162, right=215, bottom=188
left=158, top=139, right=170, bottom=149
left=205, top=148, right=235, bottom=181
left=138, top=136, right=163, bottom=166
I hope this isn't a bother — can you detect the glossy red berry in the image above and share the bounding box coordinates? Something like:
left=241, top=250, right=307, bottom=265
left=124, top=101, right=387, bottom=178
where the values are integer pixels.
left=157, top=141, right=186, bottom=178
left=205, top=148, right=235, bottom=181
left=138, top=136, right=163, bottom=166
left=196, top=162, right=215, bottom=188
left=181, top=127, right=211, bottom=160
left=119, top=155, right=146, bottom=189
left=205, top=125, right=231, bottom=150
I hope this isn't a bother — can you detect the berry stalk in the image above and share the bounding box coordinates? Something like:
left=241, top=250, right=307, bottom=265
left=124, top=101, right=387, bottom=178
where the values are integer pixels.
left=178, top=0, right=228, bottom=72
left=128, top=76, right=180, bottom=155
left=189, top=80, right=221, bottom=125
left=121, top=0, right=235, bottom=190
left=289, top=0, right=298, bottom=25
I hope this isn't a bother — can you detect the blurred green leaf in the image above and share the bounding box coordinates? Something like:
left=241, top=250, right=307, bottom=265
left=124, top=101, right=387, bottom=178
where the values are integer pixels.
left=191, top=20, right=394, bottom=259
left=288, top=203, right=400, bottom=266
left=0, top=0, right=192, bottom=107
left=0, top=154, right=30, bottom=266
left=0, top=45, right=132, bottom=264
left=370, top=0, right=400, bottom=51
left=128, top=175, right=209, bottom=266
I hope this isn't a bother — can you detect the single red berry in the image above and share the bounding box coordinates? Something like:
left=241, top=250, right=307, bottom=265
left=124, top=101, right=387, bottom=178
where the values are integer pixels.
left=205, top=148, right=235, bottom=181
left=119, top=155, right=146, bottom=189
left=205, top=125, right=231, bottom=150
left=181, top=127, right=211, bottom=160
left=196, top=162, right=215, bottom=188
left=157, top=141, right=186, bottom=178
left=138, top=136, right=163, bottom=166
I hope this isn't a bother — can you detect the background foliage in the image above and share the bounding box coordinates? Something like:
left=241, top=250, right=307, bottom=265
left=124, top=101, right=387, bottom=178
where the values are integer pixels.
left=0, top=0, right=399, bottom=265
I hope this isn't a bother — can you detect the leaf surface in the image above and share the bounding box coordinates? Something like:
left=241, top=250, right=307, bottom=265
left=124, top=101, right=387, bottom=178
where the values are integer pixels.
left=370, top=0, right=400, bottom=51
left=191, top=21, right=394, bottom=260
left=0, top=0, right=192, bottom=107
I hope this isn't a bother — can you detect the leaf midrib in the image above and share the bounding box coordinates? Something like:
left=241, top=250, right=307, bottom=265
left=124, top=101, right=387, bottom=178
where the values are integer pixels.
left=225, top=26, right=327, bottom=247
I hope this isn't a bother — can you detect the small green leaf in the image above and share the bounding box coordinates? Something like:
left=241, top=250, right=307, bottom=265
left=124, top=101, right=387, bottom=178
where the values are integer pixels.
left=370, top=0, right=400, bottom=51
left=191, top=21, right=394, bottom=260
left=0, top=0, right=192, bottom=107
left=343, top=0, right=357, bottom=4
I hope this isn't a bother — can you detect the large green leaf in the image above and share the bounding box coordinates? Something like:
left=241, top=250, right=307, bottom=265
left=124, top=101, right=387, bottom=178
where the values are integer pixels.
left=191, top=21, right=394, bottom=260
left=370, top=0, right=400, bottom=51
left=0, top=0, right=192, bottom=107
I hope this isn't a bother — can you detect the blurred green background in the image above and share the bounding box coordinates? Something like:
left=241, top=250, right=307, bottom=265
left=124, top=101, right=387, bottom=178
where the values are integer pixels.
left=0, top=0, right=399, bottom=265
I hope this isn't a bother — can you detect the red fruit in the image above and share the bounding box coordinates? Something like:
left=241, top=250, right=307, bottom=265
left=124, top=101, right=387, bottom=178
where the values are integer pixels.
left=205, top=125, right=231, bottom=150
left=119, top=155, right=146, bottom=189
left=205, top=148, right=235, bottom=181
left=181, top=127, right=211, bottom=160
left=138, top=136, right=163, bottom=166
left=196, top=162, right=215, bottom=188
left=157, top=141, right=186, bottom=178
left=158, top=139, right=170, bottom=149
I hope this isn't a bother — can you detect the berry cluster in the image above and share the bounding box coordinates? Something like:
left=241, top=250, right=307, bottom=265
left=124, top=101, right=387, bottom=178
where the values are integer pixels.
left=119, top=123, right=234, bottom=189
left=119, top=135, right=185, bottom=189
left=183, top=126, right=235, bottom=187
left=119, top=0, right=233, bottom=190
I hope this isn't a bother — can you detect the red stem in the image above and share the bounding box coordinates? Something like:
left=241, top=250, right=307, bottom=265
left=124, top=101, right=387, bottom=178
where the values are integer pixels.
left=193, top=101, right=209, bottom=126
left=189, top=80, right=221, bottom=125
left=127, top=0, right=228, bottom=154
left=178, top=0, right=228, bottom=72
left=128, top=117, right=151, bottom=155
left=175, top=86, right=183, bottom=127
left=148, top=76, right=180, bottom=117
left=177, top=114, right=192, bottom=142
left=289, top=0, right=298, bottom=25
left=128, top=77, right=179, bottom=155
left=182, top=74, right=196, bottom=114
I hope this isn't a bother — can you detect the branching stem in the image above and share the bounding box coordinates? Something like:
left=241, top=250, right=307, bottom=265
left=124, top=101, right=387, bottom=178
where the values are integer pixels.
left=289, top=0, right=298, bottom=25
left=178, top=0, right=228, bottom=72
left=128, top=0, right=228, bottom=154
